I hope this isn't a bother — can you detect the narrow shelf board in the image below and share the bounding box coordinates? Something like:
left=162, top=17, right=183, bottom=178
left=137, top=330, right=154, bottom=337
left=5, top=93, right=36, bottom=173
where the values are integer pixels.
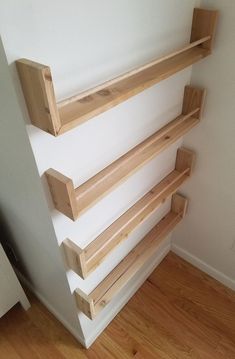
left=62, top=147, right=194, bottom=279
left=46, top=85, right=205, bottom=220
left=16, top=8, right=218, bottom=136
left=58, top=45, right=208, bottom=133
left=74, top=193, right=188, bottom=319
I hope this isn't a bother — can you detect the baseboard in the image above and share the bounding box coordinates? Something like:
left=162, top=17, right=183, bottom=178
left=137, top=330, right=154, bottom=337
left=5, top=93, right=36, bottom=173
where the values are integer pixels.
left=15, top=240, right=171, bottom=349
left=84, top=239, right=171, bottom=348
left=16, top=270, right=87, bottom=347
left=172, top=244, right=235, bottom=292
left=15, top=242, right=234, bottom=349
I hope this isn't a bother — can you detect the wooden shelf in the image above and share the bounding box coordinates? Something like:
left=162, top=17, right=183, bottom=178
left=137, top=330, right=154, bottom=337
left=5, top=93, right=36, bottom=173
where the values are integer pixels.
left=16, top=8, right=218, bottom=136
left=46, top=85, right=204, bottom=220
left=74, top=193, right=188, bottom=319
left=62, top=147, right=194, bottom=278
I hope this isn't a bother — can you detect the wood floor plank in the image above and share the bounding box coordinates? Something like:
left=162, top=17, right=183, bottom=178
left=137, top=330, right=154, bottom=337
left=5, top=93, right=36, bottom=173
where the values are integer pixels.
left=0, top=303, right=66, bottom=359
left=128, top=282, right=219, bottom=358
left=116, top=308, right=191, bottom=359
left=0, top=252, right=234, bottom=358
left=104, top=320, right=158, bottom=359
left=92, top=333, right=133, bottom=359
left=0, top=336, right=22, bottom=359
left=24, top=292, right=88, bottom=359
left=215, top=339, right=235, bottom=359
left=150, top=252, right=235, bottom=304
left=148, top=253, right=235, bottom=345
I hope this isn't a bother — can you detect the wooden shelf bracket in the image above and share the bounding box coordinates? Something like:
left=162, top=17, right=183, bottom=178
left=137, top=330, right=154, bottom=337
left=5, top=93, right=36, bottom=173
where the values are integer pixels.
left=16, top=8, right=217, bottom=136
left=62, top=147, right=195, bottom=279
left=74, top=193, right=188, bottom=319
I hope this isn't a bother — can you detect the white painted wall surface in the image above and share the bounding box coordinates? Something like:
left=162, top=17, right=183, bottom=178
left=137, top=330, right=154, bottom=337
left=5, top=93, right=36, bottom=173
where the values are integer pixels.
left=0, top=38, right=83, bottom=342
left=172, top=0, right=235, bottom=290
left=0, top=0, right=200, bottom=345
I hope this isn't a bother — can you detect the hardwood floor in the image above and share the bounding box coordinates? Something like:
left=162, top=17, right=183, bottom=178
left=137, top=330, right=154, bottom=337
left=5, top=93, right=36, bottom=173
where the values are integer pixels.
left=0, top=252, right=234, bottom=358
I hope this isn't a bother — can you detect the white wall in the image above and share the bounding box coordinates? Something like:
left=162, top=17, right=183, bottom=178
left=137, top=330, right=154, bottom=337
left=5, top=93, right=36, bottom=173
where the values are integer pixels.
left=0, top=0, right=200, bottom=345
left=0, top=37, right=83, bottom=341
left=172, top=0, right=235, bottom=290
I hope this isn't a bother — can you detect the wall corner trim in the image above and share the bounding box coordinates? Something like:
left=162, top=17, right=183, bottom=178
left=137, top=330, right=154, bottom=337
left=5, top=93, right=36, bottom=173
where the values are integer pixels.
left=171, top=244, right=235, bottom=291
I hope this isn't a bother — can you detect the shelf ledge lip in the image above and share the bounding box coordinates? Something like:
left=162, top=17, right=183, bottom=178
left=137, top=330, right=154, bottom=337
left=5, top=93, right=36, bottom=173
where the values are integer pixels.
left=57, top=36, right=210, bottom=109
left=62, top=147, right=195, bottom=280
left=45, top=85, right=205, bottom=220
left=16, top=8, right=218, bottom=135
left=74, top=108, right=199, bottom=201
left=57, top=46, right=209, bottom=133
left=84, top=169, right=190, bottom=265
left=74, top=193, right=188, bottom=319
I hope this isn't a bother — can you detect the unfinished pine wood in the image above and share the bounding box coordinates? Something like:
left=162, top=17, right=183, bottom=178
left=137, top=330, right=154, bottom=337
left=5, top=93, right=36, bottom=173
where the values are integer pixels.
left=74, top=193, right=188, bottom=319
left=16, top=59, right=60, bottom=135
left=45, top=169, right=79, bottom=220
left=58, top=46, right=207, bottom=135
left=63, top=170, right=187, bottom=277
left=62, top=240, right=87, bottom=278
left=16, top=8, right=217, bottom=136
left=46, top=85, right=204, bottom=220
left=63, top=147, right=194, bottom=278
left=191, top=8, right=218, bottom=53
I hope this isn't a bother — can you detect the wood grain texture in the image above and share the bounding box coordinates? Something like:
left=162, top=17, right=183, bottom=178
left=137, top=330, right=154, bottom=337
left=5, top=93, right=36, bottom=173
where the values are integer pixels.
left=16, top=59, right=60, bottom=135
left=58, top=37, right=209, bottom=109
left=62, top=239, right=87, bottom=278
left=74, top=194, right=188, bottom=319
left=182, top=85, right=206, bottom=120
left=63, top=147, right=194, bottom=279
left=46, top=113, right=198, bottom=221
left=58, top=46, right=209, bottom=134
left=64, top=169, right=188, bottom=278
left=175, top=146, right=196, bottom=176
left=80, top=170, right=188, bottom=275
left=190, top=8, right=219, bottom=52
left=1, top=253, right=235, bottom=357
left=74, top=111, right=199, bottom=217
left=45, top=169, right=78, bottom=220
left=16, top=8, right=217, bottom=136
left=46, top=85, right=204, bottom=221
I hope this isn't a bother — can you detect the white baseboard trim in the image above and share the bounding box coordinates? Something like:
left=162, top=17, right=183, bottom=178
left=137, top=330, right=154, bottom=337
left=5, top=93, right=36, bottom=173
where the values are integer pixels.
left=84, top=240, right=171, bottom=348
left=16, top=242, right=234, bottom=350
left=15, top=241, right=170, bottom=349
left=172, top=244, right=235, bottom=292
left=16, top=270, right=86, bottom=347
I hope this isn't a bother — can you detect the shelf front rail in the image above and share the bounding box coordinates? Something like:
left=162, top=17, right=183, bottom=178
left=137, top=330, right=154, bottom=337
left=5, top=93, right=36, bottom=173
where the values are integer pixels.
left=16, top=8, right=217, bottom=136
left=45, top=85, right=204, bottom=220
left=74, top=193, right=188, bottom=319
left=62, top=147, right=195, bottom=278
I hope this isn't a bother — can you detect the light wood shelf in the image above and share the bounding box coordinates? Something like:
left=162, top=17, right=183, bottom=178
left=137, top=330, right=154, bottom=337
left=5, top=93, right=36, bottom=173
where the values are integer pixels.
left=46, top=85, right=204, bottom=220
left=62, top=147, right=194, bottom=278
left=74, top=193, right=188, bottom=319
left=16, top=8, right=218, bottom=136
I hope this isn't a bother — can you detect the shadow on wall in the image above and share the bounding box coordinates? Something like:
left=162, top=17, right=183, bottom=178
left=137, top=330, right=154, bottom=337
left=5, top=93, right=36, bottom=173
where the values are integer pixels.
left=0, top=207, right=27, bottom=276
